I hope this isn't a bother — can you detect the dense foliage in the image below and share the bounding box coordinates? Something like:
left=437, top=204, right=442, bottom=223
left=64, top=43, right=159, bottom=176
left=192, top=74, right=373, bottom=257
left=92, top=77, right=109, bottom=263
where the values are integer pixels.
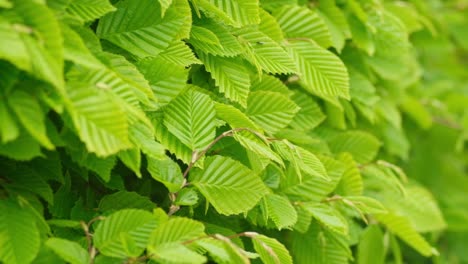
left=1, top=0, right=467, bottom=263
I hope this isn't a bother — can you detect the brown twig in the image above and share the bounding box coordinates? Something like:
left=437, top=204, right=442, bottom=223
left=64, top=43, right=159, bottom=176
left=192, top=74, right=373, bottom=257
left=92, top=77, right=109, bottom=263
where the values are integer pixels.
left=80, top=216, right=105, bottom=263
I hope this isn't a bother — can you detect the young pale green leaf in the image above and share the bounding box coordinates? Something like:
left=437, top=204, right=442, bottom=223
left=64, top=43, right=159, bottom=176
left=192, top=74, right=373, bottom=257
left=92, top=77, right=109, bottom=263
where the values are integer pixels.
left=99, top=191, right=156, bottom=212
left=357, top=225, right=385, bottom=264
left=94, top=209, right=163, bottom=258
left=327, top=131, right=381, bottom=164
left=175, top=188, right=199, bottom=206
left=189, top=19, right=242, bottom=56
left=0, top=199, right=40, bottom=264
left=46, top=238, right=90, bottom=264
left=149, top=217, right=205, bottom=245
left=214, top=102, right=262, bottom=131
left=163, top=89, right=216, bottom=151
left=259, top=9, right=284, bottom=42
left=290, top=224, right=351, bottom=264
left=263, top=193, right=297, bottom=230
left=159, top=41, right=202, bottom=67
left=233, top=133, right=283, bottom=166
left=286, top=40, right=350, bottom=99
left=147, top=157, right=184, bottom=192
left=250, top=74, right=289, bottom=94
left=151, top=243, right=207, bottom=264
left=289, top=91, right=326, bottom=131
left=137, top=57, right=188, bottom=106
left=246, top=91, right=299, bottom=134
left=66, top=81, right=131, bottom=157
left=3, top=0, right=64, bottom=89
left=335, top=153, right=363, bottom=196
left=196, top=0, right=260, bottom=27
left=148, top=217, right=207, bottom=263
left=274, top=5, right=331, bottom=48
left=190, top=155, right=269, bottom=215
left=302, top=203, right=348, bottom=235
left=376, top=212, right=437, bottom=257
left=233, top=26, right=297, bottom=74
left=64, top=0, right=116, bottom=23
left=97, top=0, right=186, bottom=58
left=158, top=0, right=173, bottom=17
left=195, top=237, right=249, bottom=264
left=251, top=234, right=293, bottom=264
left=197, top=52, right=250, bottom=106
left=129, top=123, right=166, bottom=160
left=280, top=154, right=344, bottom=202
left=118, top=148, right=141, bottom=178
left=344, top=196, right=388, bottom=215
left=153, top=114, right=194, bottom=165
left=190, top=25, right=222, bottom=46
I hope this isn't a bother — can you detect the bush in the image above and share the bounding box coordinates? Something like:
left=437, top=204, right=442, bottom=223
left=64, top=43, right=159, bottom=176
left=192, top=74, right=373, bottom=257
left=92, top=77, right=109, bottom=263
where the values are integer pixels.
left=0, top=0, right=467, bottom=263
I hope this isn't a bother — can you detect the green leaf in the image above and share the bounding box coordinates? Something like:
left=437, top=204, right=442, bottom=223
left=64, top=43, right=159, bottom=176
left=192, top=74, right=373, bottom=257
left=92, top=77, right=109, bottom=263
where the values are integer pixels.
left=164, top=89, right=216, bottom=151
left=190, top=155, right=269, bottom=215
left=0, top=0, right=11, bottom=8
left=189, top=19, right=242, bottom=56
left=129, top=123, right=166, bottom=160
left=357, top=225, right=385, bottom=264
left=0, top=199, right=40, bottom=264
left=65, top=0, right=116, bottom=23
left=335, top=153, right=363, bottom=196
left=46, top=238, right=90, bottom=264
left=280, top=155, right=344, bottom=202
left=0, top=90, right=19, bottom=143
left=94, top=209, right=163, bottom=258
left=158, top=0, right=173, bottom=17
left=246, top=91, right=299, bottom=134
left=3, top=0, right=64, bottom=89
left=66, top=81, right=131, bottom=157
left=251, top=234, right=293, bottom=264
left=289, top=91, right=325, bottom=131
left=214, top=102, right=261, bottom=131
left=175, top=188, right=199, bottom=206
left=190, top=25, right=222, bottom=46
left=376, top=213, right=437, bottom=256
left=250, top=74, right=289, bottom=94
left=197, top=52, right=250, bottom=106
left=263, top=194, right=297, bottom=230
left=233, top=26, right=297, bottom=74
left=0, top=132, right=43, bottom=161
left=196, top=0, right=260, bottom=27
left=233, top=133, right=283, bottom=166
left=148, top=217, right=206, bottom=263
left=5, top=166, right=54, bottom=204
left=274, top=5, right=331, bottom=48
left=327, top=131, right=381, bottom=164
left=344, top=196, right=387, bottom=215
left=159, top=41, right=202, bottom=67
left=137, top=57, right=188, bottom=106
left=194, top=236, right=249, bottom=264
left=99, top=191, right=156, bottom=212
left=147, top=157, right=184, bottom=192
left=257, top=10, right=282, bottom=41
left=149, top=217, right=205, bottom=245
left=118, top=148, right=141, bottom=177
left=7, top=90, right=53, bottom=149
left=286, top=40, right=350, bottom=99
left=290, top=223, right=351, bottom=264
left=97, top=0, right=186, bottom=58
left=302, top=203, right=348, bottom=235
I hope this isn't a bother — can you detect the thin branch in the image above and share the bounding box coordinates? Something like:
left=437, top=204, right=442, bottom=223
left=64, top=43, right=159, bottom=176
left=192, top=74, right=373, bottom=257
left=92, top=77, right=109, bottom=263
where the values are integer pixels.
left=80, top=216, right=105, bottom=264
left=168, top=128, right=272, bottom=216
